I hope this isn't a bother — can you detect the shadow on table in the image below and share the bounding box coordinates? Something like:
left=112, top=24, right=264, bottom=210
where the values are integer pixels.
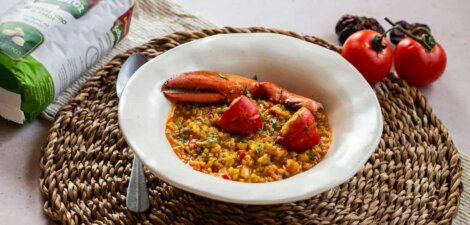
left=0, top=118, right=51, bottom=187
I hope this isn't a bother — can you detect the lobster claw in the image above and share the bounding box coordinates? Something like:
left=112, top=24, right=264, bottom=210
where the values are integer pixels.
left=162, top=70, right=323, bottom=113
left=258, top=82, right=323, bottom=114
left=162, top=71, right=259, bottom=104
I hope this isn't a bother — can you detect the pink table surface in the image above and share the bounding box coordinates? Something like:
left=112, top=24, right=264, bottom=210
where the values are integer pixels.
left=1, top=0, right=468, bottom=224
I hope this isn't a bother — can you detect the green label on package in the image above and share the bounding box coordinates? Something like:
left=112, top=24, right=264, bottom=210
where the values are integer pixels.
left=0, top=22, right=44, bottom=60
left=0, top=0, right=134, bottom=124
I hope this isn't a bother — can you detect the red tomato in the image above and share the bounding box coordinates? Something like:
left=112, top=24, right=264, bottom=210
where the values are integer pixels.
left=342, top=30, right=393, bottom=85
left=394, top=37, right=447, bottom=86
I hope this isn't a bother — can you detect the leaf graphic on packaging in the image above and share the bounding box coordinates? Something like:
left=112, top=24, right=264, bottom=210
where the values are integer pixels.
left=12, top=36, right=25, bottom=47
left=2, top=29, right=16, bottom=36
left=14, top=27, right=24, bottom=36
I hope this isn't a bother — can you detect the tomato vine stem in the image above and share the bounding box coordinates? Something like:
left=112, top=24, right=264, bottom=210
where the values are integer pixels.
left=384, top=17, right=435, bottom=51
left=371, top=26, right=399, bottom=52
left=371, top=35, right=387, bottom=51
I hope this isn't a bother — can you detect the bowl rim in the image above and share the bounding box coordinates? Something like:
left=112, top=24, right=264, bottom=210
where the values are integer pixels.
left=118, top=33, right=383, bottom=205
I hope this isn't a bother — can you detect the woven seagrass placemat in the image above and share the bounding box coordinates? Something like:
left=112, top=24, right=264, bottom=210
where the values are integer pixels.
left=40, top=27, right=463, bottom=225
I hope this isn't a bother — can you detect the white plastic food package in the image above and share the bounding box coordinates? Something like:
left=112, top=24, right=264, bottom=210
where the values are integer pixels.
left=0, top=0, right=135, bottom=123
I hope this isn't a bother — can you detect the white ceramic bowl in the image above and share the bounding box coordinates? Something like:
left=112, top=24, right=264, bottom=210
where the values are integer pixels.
left=118, top=33, right=382, bottom=205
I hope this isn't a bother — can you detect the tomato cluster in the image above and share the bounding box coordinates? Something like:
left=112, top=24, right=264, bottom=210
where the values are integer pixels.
left=340, top=18, right=447, bottom=86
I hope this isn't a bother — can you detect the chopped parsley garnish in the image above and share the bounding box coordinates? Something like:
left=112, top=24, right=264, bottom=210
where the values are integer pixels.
left=277, top=121, right=286, bottom=128
left=218, top=74, right=228, bottom=80
left=229, top=89, right=235, bottom=94
left=178, top=136, right=188, bottom=143
left=201, top=138, right=218, bottom=145
left=205, top=131, right=218, bottom=137
left=270, top=119, right=277, bottom=126
left=197, top=148, right=203, bottom=156
left=254, top=145, right=263, bottom=153
left=245, top=89, right=252, bottom=98
left=309, top=150, right=316, bottom=160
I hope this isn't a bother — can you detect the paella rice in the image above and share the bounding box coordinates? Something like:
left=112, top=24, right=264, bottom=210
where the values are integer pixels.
left=165, top=99, right=332, bottom=183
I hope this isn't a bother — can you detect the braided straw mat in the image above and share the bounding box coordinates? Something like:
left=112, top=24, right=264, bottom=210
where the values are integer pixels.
left=40, top=27, right=463, bottom=225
